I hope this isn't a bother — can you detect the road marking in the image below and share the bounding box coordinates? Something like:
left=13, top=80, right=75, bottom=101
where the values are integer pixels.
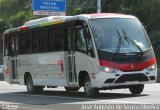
left=14, top=93, right=150, bottom=104
left=0, top=101, right=21, bottom=104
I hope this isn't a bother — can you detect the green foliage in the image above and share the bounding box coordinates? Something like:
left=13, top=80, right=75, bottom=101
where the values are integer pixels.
left=9, top=11, right=26, bottom=27
left=102, top=0, right=122, bottom=12
left=0, top=19, right=10, bottom=50
left=67, top=0, right=96, bottom=15
left=0, top=0, right=33, bottom=64
left=72, top=8, right=95, bottom=15
left=0, top=19, right=10, bottom=64
left=119, top=0, right=160, bottom=30
left=0, top=19, right=10, bottom=34
left=0, top=0, right=34, bottom=27
left=149, top=30, right=160, bottom=59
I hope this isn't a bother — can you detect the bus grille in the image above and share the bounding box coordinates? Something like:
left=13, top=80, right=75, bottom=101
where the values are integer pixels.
left=114, top=73, right=149, bottom=83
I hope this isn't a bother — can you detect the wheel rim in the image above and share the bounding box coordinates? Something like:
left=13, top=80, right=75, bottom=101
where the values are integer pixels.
left=85, top=81, right=92, bottom=93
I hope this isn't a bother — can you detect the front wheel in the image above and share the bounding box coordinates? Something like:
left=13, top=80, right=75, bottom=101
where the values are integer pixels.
left=84, top=76, right=99, bottom=97
left=26, top=75, right=43, bottom=94
left=129, top=84, right=144, bottom=95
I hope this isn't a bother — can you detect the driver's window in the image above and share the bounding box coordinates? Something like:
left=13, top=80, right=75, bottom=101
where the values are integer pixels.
left=76, top=21, right=95, bottom=58
left=76, top=28, right=87, bottom=54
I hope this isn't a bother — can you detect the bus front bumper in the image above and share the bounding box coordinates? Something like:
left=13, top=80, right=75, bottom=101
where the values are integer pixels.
left=92, top=69, right=157, bottom=88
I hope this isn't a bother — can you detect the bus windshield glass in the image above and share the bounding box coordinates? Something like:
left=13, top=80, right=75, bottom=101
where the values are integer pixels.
left=90, top=18, right=151, bottom=53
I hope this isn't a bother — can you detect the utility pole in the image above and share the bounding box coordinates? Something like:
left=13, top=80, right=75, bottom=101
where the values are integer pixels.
left=97, top=0, right=101, bottom=13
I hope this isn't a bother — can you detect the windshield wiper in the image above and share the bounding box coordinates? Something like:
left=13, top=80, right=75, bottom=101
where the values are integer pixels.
left=122, top=30, right=144, bottom=53
left=115, top=29, right=124, bottom=54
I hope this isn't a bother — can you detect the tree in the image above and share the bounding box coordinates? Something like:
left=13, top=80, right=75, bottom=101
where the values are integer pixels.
left=0, top=19, right=10, bottom=64
left=0, top=0, right=33, bottom=63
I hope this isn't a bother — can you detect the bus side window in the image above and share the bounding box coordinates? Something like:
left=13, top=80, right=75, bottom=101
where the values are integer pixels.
left=48, top=29, right=56, bottom=51
left=19, top=32, right=31, bottom=54
left=76, top=27, right=95, bottom=58
left=32, top=31, right=39, bottom=53
left=39, top=30, right=47, bottom=52
left=8, top=36, right=13, bottom=56
left=55, top=28, right=64, bottom=51
left=4, top=36, right=9, bottom=56
left=84, top=28, right=95, bottom=58
left=76, top=28, right=87, bottom=54
left=11, top=37, right=15, bottom=56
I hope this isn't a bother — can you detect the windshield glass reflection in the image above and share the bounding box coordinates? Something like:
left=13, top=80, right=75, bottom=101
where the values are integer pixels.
left=90, top=18, right=151, bottom=53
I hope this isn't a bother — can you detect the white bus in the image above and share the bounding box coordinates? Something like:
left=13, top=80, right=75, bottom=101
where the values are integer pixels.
left=3, top=13, right=157, bottom=97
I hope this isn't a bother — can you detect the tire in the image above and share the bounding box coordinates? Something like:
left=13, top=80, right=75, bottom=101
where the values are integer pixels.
left=84, top=76, right=99, bottom=97
left=26, top=75, right=43, bottom=94
left=65, top=87, right=79, bottom=92
left=129, top=84, right=144, bottom=95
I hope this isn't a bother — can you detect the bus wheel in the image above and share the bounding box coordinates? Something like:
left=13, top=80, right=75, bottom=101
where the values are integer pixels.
left=65, top=87, right=79, bottom=92
left=26, top=75, right=43, bottom=94
left=129, top=84, right=144, bottom=95
left=84, top=76, right=99, bottom=97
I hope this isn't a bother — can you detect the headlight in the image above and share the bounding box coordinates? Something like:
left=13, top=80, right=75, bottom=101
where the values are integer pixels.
left=99, top=66, right=118, bottom=73
left=146, top=64, right=156, bottom=71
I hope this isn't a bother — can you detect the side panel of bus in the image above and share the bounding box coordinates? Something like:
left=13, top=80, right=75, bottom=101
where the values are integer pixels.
left=18, top=52, right=67, bottom=86
left=3, top=57, right=12, bottom=83
left=17, top=25, right=68, bottom=87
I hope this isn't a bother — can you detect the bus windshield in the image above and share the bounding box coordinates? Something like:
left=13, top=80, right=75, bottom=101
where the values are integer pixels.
left=90, top=18, right=151, bottom=53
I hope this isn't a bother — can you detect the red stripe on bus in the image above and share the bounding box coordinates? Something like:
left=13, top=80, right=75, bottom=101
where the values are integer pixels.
left=99, top=57, right=156, bottom=71
left=19, top=26, right=29, bottom=31
left=57, top=60, right=64, bottom=72
left=88, top=13, right=128, bottom=18
left=4, top=64, right=9, bottom=77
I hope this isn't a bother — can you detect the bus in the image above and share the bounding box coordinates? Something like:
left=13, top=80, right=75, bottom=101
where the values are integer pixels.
left=3, top=13, right=157, bottom=97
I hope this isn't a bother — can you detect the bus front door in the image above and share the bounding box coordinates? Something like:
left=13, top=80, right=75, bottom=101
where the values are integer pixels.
left=66, top=25, right=78, bottom=86
left=4, top=35, right=18, bottom=83
left=9, top=36, right=18, bottom=82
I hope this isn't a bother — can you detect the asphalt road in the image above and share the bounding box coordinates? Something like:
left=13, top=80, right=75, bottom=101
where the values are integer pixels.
left=0, top=81, right=160, bottom=110
left=0, top=73, right=4, bottom=81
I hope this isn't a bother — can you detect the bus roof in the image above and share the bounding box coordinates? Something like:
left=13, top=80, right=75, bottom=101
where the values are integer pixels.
left=85, top=13, right=136, bottom=19
left=4, top=13, right=136, bottom=34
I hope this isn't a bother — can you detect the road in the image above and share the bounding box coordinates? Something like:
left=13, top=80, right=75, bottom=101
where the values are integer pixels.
left=0, top=81, right=160, bottom=110
left=0, top=73, right=4, bottom=81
